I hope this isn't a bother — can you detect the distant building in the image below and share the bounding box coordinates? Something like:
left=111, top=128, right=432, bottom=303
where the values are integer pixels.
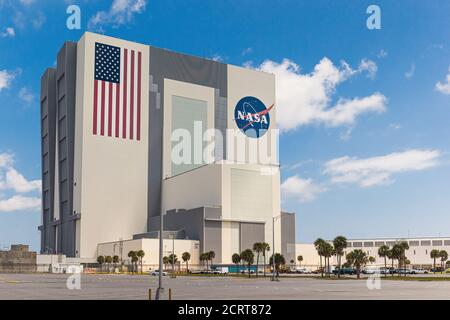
left=296, top=236, right=450, bottom=269
left=0, top=244, right=37, bottom=272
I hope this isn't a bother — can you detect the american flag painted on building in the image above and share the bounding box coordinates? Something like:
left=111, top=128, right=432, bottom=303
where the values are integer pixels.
left=93, top=42, right=142, bottom=140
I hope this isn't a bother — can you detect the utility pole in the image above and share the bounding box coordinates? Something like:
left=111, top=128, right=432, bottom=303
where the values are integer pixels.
left=171, top=232, right=176, bottom=278
left=271, top=214, right=281, bottom=281
left=155, top=212, right=164, bottom=300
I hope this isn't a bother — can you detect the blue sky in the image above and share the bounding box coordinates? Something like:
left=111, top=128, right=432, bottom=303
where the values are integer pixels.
left=0, top=0, right=450, bottom=251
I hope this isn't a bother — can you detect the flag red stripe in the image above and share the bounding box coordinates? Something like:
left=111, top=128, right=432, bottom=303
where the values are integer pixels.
left=100, top=81, right=105, bottom=136
left=93, top=80, right=98, bottom=135
left=130, top=50, right=135, bottom=140
left=122, top=49, right=128, bottom=139
left=137, top=52, right=141, bottom=141
left=115, top=83, right=120, bottom=138
left=108, top=82, right=113, bottom=136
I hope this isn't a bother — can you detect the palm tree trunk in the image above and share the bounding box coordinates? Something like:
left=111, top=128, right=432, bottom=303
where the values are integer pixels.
left=320, top=256, right=323, bottom=278
left=263, top=254, right=266, bottom=277
left=391, top=259, right=394, bottom=277
left=328, top=257, right=331, bottom=277
left=337, top=255, right=341, bottom=278
left=256, top=253, right=259, bottom=277
left=384, top=257, right=387, bottom=277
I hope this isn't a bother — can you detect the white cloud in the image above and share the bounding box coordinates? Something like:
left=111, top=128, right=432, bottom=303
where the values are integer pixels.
left=211, top=54, right=224, bottom=62
left=323, top=149, right=441, bottom=187
left=377, top=49, right=388, bottom=58
left=405, top=64, right=415, bottom=79
left=0, top=152, right=41, bottom=193
left=88, top=0, right=147, bottom=30
left=0, top=195, right=40, bottom=212
left=435, top=66, right=450, bottom=95
left=0, top=152, right=41, bottom=213
left=18, top=87, right=34, bottom=103
left=281, top=175, right=326, bottom=202
left=1, top=168, right=41, bottom=193
left=241, top=47, right=253, bottom=56
left=255, top=58, right=386, bottom=131
left=358, top=59, right=378, bottom=79
left=0, top=153, right=13, bottom=167
left=0, top=69, right=15, bottom=91
left=1, top=27, right=15, bottom=38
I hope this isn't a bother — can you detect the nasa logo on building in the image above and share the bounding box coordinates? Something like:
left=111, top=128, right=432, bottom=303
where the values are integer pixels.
left=234, top=96, right=274, bottom=138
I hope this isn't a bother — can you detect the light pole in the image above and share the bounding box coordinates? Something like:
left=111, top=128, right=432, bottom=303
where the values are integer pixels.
left=171, top=232, right=175, bottom=278
left=155, top=211, right=164, bottom=300
left=271, top=214, right=282, bottom=281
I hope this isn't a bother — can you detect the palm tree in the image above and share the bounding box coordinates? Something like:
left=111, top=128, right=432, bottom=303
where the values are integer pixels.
left=136, top=250, right=145, bottom=274
left=168, top=253, right=178, bottom=264
left=439, top=250, right=448, bottom=273
left=97, top=255, right=105, bottom=272
left=333, top=236, right=347, bottom=278
left=240, top=249, right=254, bottom=278
left=430, top=249, right=440, bottom=274
left=368, top=256, right=376, bottom=264
left=322, top=242, right=334, bottom=277
left=200, top=253, right=209, bottom=271
left=314, top=238, right=326, bottom=278
left=105, top=256, right=112, bottom=273
left=112, top=255, right=119, bottom=272
left=346, top=249, right=368, bottom=279
left=163, top=256, right=169, bottom=271
left=182, top=252, right=191, bottom=273
left=391, top=244, right=403, bottom=268
left=200, top=252, right=210, bottom=271
left=269, top=253, right=286, bottom=278
left=127, top=251, right=136, bottom=274
left=168, top=253, right=177, bottom=273
left=378, top=245, right=390, bottom=277
left=261, top=242, right=270, bottom=277
left=387, top=249, right=395, bottom=277
left=253, top=242, right=263, bottom=277
left=297, top=255, right=303, bottom=267
left=131, top=255, right=139, bottom=273
left=232, top=253, right=241, bottom=274
left=208, top=251, right=216, bottom=269
left=398, top=241, right=409, bottom=273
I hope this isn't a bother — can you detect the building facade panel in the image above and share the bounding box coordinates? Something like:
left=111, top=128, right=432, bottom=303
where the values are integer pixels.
left=74, top=33, right=150, bottom=258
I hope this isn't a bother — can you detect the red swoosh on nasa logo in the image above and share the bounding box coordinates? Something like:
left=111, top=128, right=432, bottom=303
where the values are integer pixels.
left=241, top=104, right=275, bottom=130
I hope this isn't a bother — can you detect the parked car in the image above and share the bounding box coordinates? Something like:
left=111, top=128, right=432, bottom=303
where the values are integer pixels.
left=295, top=267, right=312, bottom=274
left=150, top=270, right=167, bottom=276
left=211, top=267, right=228, bottom=275
left=362, top=266, right=380, bottom=274
left=430, top=267, right=445, bottom=273
left=397, top=268, right=413, bottom=274
left=410, top=268, right=428, bottom=274
left=332, top=267, right=355, bottom=275
left=380, top=267, right=395, bottom=275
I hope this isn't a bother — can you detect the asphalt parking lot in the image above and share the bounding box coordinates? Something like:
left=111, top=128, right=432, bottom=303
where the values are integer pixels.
left=0, top=273, right=449, bottom=300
